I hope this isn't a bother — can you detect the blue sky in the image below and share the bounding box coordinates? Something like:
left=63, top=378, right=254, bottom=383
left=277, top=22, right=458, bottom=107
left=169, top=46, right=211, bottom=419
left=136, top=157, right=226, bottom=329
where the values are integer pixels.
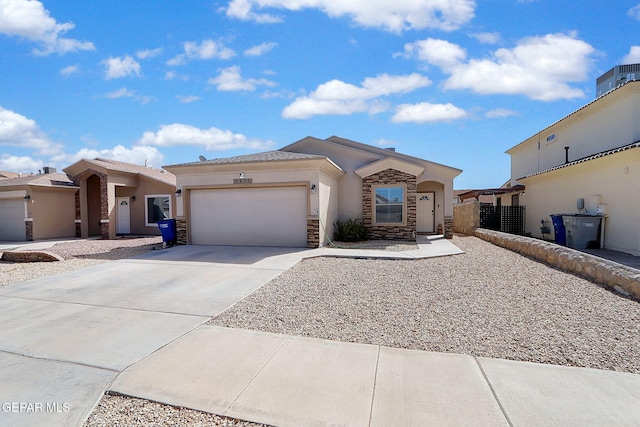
left=1, top=0, right=639, bottom=188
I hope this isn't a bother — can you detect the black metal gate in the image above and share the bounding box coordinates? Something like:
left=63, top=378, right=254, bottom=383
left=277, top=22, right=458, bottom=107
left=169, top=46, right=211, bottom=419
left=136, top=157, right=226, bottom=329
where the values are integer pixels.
left=480, top=205, right=526, bottom=235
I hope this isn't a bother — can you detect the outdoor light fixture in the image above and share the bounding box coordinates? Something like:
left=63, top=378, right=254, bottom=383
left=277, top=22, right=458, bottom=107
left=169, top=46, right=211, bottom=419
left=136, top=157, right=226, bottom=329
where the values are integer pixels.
left=175, top=189, right=182, bottom=196
left=239, top=172, right=245, bottom=178
left=310, top=184, right=317, bottom=194
left=23, top=195, right=30, bottom=201
left=131, top=195, right=136, bottom=201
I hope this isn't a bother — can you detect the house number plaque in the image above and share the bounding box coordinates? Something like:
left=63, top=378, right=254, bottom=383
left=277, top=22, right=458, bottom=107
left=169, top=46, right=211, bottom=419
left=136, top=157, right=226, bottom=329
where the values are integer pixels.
left=233, top=178, right=253, bottom=184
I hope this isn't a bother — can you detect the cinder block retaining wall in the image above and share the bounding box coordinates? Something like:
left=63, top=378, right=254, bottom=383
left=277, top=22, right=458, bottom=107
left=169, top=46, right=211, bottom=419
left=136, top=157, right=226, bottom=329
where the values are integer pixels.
left=474, top=229, right=640, bottom=301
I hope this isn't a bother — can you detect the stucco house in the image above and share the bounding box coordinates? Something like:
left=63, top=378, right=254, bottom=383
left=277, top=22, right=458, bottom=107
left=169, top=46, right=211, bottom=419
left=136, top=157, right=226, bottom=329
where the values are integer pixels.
left=504, top=79, right=640, bottom=255
left=64, top=158, right=177, bottom=239
left=0, top=170, right=78, bottom=241
left=164, top=136, right=461, bottom=247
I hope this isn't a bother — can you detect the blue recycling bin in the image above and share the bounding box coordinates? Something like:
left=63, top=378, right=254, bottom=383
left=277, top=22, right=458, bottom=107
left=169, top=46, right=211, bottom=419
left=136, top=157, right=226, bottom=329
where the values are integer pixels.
left=550, top=214, right=567, bottom=246
left=157, top=219, right=177, bottom=246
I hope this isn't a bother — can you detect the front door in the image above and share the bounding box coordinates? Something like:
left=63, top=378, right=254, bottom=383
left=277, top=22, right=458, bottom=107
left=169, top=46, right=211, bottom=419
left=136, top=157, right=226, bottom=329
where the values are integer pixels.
left=116, top=197, right=131, bottom=234
left=417, top=192, right=435, bottom=233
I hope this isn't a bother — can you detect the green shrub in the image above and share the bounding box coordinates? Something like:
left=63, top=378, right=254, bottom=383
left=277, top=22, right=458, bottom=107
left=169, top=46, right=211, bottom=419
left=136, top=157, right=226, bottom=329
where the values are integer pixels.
left=334, top=218, right=369, bottom=242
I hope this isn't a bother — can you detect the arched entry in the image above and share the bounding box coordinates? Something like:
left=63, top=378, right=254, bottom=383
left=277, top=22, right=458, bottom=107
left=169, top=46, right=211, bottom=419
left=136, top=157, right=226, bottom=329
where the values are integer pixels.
left=417, top=181, right=444, bottom=234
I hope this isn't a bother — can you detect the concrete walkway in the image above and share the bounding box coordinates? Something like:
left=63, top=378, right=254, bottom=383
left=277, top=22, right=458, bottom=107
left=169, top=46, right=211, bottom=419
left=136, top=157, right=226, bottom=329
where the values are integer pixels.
left=1, top=239, right=639, bottom=426
left=111, top=325, right=640, bottom=427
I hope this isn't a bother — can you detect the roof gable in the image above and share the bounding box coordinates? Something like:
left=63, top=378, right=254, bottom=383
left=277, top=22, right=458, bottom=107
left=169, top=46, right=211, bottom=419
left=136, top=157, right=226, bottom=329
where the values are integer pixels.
left=355, top=158, right=425, bottom=178
left=64, top=158, right=176, bottom=186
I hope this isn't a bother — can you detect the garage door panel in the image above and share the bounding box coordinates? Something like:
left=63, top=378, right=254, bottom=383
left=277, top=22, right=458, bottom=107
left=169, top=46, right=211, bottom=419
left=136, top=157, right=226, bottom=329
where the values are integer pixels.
left=190, top=187, right=307, bottom=247
left=0, top=199, right=26, bottom=241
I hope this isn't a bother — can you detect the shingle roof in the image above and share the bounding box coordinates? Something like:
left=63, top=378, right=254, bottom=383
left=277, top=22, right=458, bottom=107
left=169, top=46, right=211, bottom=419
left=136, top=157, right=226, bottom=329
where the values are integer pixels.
left=520, top=140, right=640, bottom=180
left=166, top=150, right=327, bottom=167
left=0, top=171, right=20, bottom=179
left=82, top=158, right=176, bottom=186
left=0, top=172, right=77, bottom=188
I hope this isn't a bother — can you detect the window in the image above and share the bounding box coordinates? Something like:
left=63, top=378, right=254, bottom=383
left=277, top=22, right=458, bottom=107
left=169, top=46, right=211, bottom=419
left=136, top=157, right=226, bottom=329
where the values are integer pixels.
left=374, top=185, right=405, bottom=224
left=145, top=194, right=171, bottom=226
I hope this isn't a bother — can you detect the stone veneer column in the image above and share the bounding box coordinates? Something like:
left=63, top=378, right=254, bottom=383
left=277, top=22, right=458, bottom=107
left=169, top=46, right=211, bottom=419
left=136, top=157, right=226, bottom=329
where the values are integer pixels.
left=175, top=217, right=187, bottom=245
left=25, top=219, right=33, bottom=241
left=307, top=217, right=320, bottom=248
left=70, top=170, right=110, bottom=239
left=444, top=216, right=453, bottom=239
left=362, top=169, right=416, bottom=241
left=74, top=190, right=81, bottom=237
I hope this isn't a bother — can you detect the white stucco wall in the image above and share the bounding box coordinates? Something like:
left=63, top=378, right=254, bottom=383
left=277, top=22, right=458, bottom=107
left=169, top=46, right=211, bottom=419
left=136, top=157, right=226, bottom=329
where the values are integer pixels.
left=509, top=85, right=640, bottom=182
left=319, top=170, right=339, bottom=244
left=520, top=150, right=640, bottom=255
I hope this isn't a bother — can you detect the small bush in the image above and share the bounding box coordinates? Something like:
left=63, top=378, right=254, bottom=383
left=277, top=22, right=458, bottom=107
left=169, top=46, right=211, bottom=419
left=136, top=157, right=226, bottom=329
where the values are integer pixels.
left=334, top=218, right=369, bottom=242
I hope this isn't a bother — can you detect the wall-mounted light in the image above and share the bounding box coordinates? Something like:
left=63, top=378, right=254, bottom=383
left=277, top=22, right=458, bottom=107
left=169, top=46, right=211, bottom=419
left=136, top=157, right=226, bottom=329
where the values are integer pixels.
left=24, top=195, right=30, bottom=201
left=131, top=195, right=136, bottom=201
left=310, top=184, right=316, bottom=194
left=175, top=189, right=182, bottom=197
left=239, top=172, right=245, bottom=178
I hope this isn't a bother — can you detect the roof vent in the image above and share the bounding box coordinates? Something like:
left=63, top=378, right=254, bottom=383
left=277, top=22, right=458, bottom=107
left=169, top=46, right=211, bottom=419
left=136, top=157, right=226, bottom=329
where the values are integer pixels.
left=199, top=155, right=207, bottom=162
left=385, top=147, right=396, bottom=152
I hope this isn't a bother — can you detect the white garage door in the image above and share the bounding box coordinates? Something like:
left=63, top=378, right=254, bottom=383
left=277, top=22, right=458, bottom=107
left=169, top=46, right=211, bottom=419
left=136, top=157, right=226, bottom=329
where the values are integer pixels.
left=0, top=199, right=26, bottom=241
left=190, top=186, right=308, bottom=247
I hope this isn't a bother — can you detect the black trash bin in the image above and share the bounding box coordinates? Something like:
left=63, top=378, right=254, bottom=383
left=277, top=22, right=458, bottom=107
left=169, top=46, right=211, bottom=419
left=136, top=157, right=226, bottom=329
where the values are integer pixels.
left=157, top=219, right=177, bottom=247
left=550, top=214, right=567, bottom=246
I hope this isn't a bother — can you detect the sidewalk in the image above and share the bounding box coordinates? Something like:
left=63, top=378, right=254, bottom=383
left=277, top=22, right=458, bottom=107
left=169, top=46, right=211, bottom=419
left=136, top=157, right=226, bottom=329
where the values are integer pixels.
left=110, top=325, right=640, bottom=427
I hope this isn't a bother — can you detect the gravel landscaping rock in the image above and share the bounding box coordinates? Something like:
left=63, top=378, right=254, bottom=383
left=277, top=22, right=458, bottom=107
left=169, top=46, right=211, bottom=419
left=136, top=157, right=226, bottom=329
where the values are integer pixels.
left=0, top=237, right=162, bottom=288
left=84, top=394, right=269, bottom=427
left=211, top=235, right=640, bottom=374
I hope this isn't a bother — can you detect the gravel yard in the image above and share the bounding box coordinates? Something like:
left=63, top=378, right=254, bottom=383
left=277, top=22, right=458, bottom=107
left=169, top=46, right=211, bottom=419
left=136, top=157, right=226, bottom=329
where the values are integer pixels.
left=211, top=235, right=640, bottom=374
left=0, top=237, right=162, bottom=287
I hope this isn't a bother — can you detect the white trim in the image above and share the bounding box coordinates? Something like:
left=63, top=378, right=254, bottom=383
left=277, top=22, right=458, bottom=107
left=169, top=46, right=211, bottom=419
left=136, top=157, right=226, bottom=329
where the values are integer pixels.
left=24, top=218, right=33, bottom=222
left=144, top=194, right=172, bottom=227
left=74, top=220, right=82, bottom=223
left=100, top=219, right=109, bottom=224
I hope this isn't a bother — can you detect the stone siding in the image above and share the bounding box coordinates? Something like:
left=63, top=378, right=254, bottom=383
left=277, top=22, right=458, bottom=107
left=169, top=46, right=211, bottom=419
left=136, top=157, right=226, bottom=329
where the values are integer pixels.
left=307, top=217, right=320, bottom=248
left=70, top=169, right=110, bottom=239
left=444, top=216, right=453, bottom=239
left=25, top=220, right=33, bottom=241
left=453, top=199, right=480, bottom=235
left=363, top=169, right=416, bottom=241
left=176, top=217, right=187, bottom=245
left=474, top=228, right=640, bottom=301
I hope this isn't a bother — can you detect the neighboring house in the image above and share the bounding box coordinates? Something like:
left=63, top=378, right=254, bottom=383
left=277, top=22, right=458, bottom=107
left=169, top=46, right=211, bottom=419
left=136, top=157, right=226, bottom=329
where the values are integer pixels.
left=0, top=170, right=78, bottom=241
left=64, top=158, right=177, bottom=239
left=164, top=135, right=462, bottom=247
left=0, top=171, right=20, bottom=179
left=456, top=184, right=525, bottom=206
left=505, top=78, right=640, bottom=255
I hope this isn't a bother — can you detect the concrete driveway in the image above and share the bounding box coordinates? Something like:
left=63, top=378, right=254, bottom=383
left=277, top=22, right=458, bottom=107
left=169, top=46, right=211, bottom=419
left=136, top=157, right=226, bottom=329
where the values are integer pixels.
left=0, top=245, right=308, bottom=427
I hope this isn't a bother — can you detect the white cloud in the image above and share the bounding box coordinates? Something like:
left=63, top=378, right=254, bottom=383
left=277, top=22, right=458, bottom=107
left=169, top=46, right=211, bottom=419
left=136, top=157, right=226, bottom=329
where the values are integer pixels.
left=51, top=145, right=165, bottom=169
left=208, top=66, right=277, bottom=91
left=60, top=64, right=79, bottom=77
left=282, top=73, right=431, bottom=119
left=622, top=46, right=640, bottom=64
left=136, top=47, right=163, bottom=59
left=0, top=154, right=41, bottom=173
left=469, top=31, right=501, bottom=44
left=486, top=108, right=518, bottom=118
left=177, top=95, right=200, bottom=103
left=0, top=0, right=95, bottom=55
left=391, top=102, right=467, bottom=123
left=244, top=42, right=277, bottom=57
left=628, top=4, right=640, bottom=21
left=402, top=38, right=467, bottom=69
left=225, top=0, right=476, bottom=33
left=137, top=123, right=275, bottom=151
left=101, top=55, right=142, bottom=79
left=407, top=33, right=596, bottom=101
left=103, top=87, right=152, bottom=104
left=167, top=40, right=235, bottom=65
left=0, top=106, right=61, bottom=155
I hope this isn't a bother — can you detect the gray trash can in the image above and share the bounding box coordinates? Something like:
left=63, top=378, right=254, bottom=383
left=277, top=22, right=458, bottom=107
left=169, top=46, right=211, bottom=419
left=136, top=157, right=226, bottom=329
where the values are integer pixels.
left=562, top=215, right=602, bottom=249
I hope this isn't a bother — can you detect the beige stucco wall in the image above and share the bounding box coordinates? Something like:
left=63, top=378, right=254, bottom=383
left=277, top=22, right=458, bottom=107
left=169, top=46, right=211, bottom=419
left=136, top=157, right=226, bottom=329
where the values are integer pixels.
left=28, top=188, right=76, bottom=239
left=509, top=84, right=640, bottom=183
left=520, top=150, right=640, bottom=255
left=318, top=170, right=339, bottom=245
left=111, top=176, right=175, bottom=237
